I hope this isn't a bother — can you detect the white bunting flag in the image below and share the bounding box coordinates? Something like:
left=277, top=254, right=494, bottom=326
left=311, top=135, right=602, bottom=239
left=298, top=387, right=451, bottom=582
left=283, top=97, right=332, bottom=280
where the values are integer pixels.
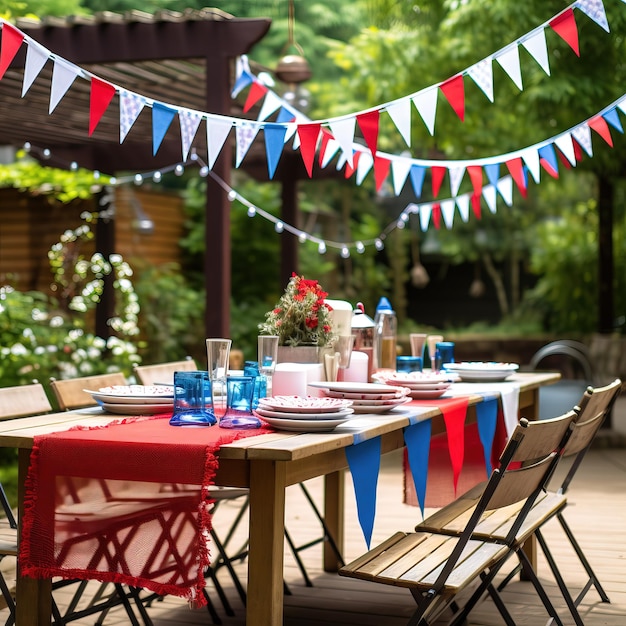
left=617, top=96, right=626, bottom=116
left=320, top=137, right=340, bottom=168
left=467, top=58, right=494, bottom=102
left=419, top=205, right=432, bottom=231
left=576, top=0, right=610, bottom=32
left=179, top=109, right=202, bottom=161
left=554, top=133, right=577, bottom=166
left=440, top=198, right=456, bottom=229
left=22, top=41, right=48, bottom=97
left=257, top=90, right=282, bottom=121
left=328, top=117, right=357, bottom=167
left=336, top=149, right=349, bottom=171
left=235, top=121, right=260, bottom=167
left=448, top=166, right=466, bottom=197
left=521, top=29, right=551, bottom=75
left=571, top=123, right=593, bottom=156
left=385, top=98, right=412, bottom=147
left=119, top=90, right=145, bottom=143
left=356, top=151, right=374, bottom=185
left=49, top=58, right=79, bottom=113
left=482, top=184, right=498, bottom=214
left=207, top=117, right=232, bottom=169
left=283, top=122, right=298, bottom=144
left=412, top=87, right=438, bottom=136
left=456, top=194, right=470, bottom=222
left=391, top=158, right=413, bottom=196
left=520, top=147, right=541, bottom=183
left=495, top=44, right=523, bottom=91
left=496, top=176, right=514, bottom=205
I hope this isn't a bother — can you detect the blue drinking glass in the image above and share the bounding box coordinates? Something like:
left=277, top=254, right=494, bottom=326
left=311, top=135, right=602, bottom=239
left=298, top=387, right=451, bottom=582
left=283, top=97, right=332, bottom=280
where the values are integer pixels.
left=396, top=356, right=423, bottom=373
left=437, top=341, right=456, bottom=369
left=169, top=371, right=217, bottom=427
left=219, top=375, right=262, bottom=429
left=244, top=361, right=267, bottom=410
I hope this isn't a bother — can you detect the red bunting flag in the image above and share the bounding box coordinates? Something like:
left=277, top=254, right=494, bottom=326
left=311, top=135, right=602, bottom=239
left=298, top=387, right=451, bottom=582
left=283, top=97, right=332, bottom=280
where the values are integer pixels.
left=550, top=8, right=580, bottom=57
left=356, top=110, right=380, bottom=158
left=539, top=158, right=559, bottom=178
left=556, top=148, right=573, bottom=169
left=297, top=123, right=321, bottom=177
left=471, top=193, right=482, bottom=219
left=466, top=165, right=483, bottom=197
left=243, top=81, right=268, bottom=113
left=432, top=202, right=441, bottom=230
left=318, top=128, right=334, bottom=167
left=431, top=166, right=446, bottom=197
left=89, top=77, right=116, bottom=136
left=373, top=156, right=391, bottom=193
left=0, top=23, right=24, bottom=81
left=344, top=150, right=360, bottom=179
left=572, top=139, right=584, bottom=163
left=439, top=75, right=465, bottom=122
left=588, top=115, right=613, bottom=147
left=505, top=157, right=528, bottom=198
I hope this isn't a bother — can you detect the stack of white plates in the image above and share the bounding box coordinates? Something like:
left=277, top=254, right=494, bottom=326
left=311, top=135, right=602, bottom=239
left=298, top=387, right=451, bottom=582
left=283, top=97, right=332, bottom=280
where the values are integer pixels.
left=86, top=385, right=174, bottom=415
left=254, top=396, right=354, bottom=432
left=372, top=371, right=454, bottom=399
left=307, top=381, right=411, bottom=414
left=443, top=362, right=519, bottom=382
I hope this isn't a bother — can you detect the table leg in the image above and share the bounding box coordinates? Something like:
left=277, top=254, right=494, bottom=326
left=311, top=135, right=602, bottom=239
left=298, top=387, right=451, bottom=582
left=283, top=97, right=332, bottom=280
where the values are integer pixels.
left=17, top=449, right=52, bottom=625
left=323, top=470, right=344, bottom=572
left=247, top=459, right=286, bottom=626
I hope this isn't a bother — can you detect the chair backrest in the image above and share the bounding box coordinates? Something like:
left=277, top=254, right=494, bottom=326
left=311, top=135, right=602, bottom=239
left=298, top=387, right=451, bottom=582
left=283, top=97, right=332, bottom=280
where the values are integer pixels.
left=133, top=358, right=197, bottom=386
left=557, top=378, right=622, bottom=494
left=50, top=372, right=128, bottom=410
left=0, top=382, right=52, bottom=419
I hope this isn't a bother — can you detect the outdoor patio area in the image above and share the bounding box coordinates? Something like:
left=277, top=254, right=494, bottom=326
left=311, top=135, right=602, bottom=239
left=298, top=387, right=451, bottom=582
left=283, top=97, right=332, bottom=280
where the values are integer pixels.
left=13, top=428, right=625, bottom=626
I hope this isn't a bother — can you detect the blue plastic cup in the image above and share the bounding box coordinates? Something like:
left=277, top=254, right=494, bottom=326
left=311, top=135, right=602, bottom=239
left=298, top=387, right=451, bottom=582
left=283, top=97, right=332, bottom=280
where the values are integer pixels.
left=219, top=375, right=262, bottom=429
left=169, top=371, right=216, bottom=427
left=396, top=356, right=423, bottom=373
left=437, top=341, right=455, bottom=368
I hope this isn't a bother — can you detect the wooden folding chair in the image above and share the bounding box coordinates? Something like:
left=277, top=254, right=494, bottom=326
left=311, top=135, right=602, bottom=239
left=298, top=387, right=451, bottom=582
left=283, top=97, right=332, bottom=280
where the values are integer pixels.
left=339, top=410, right=578, bottom=626
left=49, top=372, right=128, bottom=410
left=133, top=358, right=197, bottom=386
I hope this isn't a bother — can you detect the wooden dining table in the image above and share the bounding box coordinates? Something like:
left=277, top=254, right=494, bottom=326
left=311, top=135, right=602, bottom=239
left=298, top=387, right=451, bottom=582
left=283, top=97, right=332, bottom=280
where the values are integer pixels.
left=0, top=371, right=559, bottom=626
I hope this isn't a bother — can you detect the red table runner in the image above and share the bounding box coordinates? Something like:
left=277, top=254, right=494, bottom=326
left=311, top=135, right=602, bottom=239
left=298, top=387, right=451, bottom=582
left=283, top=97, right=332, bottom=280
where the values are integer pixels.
left=19, top=416, right=272, bottom=605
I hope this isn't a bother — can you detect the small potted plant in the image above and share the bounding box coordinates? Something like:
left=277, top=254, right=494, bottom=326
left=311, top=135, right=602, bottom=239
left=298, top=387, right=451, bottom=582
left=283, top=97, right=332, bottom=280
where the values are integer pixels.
left=259, top=274, right=335, bottom=362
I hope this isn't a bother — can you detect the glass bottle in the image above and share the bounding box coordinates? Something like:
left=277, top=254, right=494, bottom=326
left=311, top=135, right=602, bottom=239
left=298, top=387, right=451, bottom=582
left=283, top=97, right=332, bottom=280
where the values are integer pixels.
left=373, top=297, right=397, bottom=371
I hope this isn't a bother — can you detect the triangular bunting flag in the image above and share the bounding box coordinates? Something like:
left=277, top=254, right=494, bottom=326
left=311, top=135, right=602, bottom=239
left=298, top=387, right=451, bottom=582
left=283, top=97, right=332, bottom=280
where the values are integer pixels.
left=391, top=158, right=413, bottom=196
left=554, top=132, right=577, bottom=165
left=385, top=98, right=412, bottom=147
left=603, top=108, right=623, bottom=134
left=276, top=107, right=296, bottom=124
left=373, top=156, right=391, bottom=193
left=343, top=150, right=360, bottom=178
left=318, top=129, right=335, bottom=167
left=456, top=194, right=470, bottom=222
left=497, top=176, right=514, bottom=205
left=571, top=124, right=593, bottom=156
left=505, top=157, right=528, bottom=198
left=179, top=109, right=203, bottom=160
left=617, top=96, right=626, bottom=116
left=538, top=144, right=560, bottom=177
left=412, top=88, right=438, bottom=135
left=22, top=41, right=49, bottom=97
left=89, top=77, right=116, bottom=136
left=419, top=204, right=432, bottom=231
left=297, top=123, right=321, bottom=177
left=231, top=69, right=253, bottom=98
left=431, top=166, right=446, bottom=197
left=207, top=117, right=232, bottom=169
left=440, top=198, right=456, bottom=229
left=0, top=23, right=24, bottom=80
left=448, top=166, right=465, bottom=197
left=520, top=147, right=541, bottom=183
left=439, top=75, right=465, bottom=121
left=264, top=123, right=287, bottom=179
left=235, top=121, right=260, bottom=167
left=550, top=8, right=580, bottom=56
left=573, top=140, right=584, bottom=162
left=588, top=115, right=613, bottom=147
left=328, top=117, right=357, bottom=167
left=482, top=184, right=498, bottom=213
left=356, top=110, right=380, bottom=158
left=243, top=81, right=268, bottom=113
left=152, top=102, right=177, bottom=156
left=495, top=45, right=523, bottom=91
left=467, top=58, right=494, bottom=102
left=119, top=90, right=145, bottom=143
left=576, top=0, right=610, bottom=32
left=557, top=147, right=574, bottom=169
left=403, top=421, right=431, bottom=518
left=466, top=165, right=484, bottom=197
left=49, top=58, right=78, bottom=114
left=432, top=203, right=442, bottom=230
left=284, top=122, right=298, bottom=144
left=257, top=90, right=282, bottom=121
left=409, top=165, right=427, bottom=198
left=471, top=193, right=482, bottom=219
left=356, top=151, right=374, bottom=185
left=484, top=163, right=500, bottom=188
left=521, top=29, right=551, bottom=75
left=320, top=137, right=340, bottom=168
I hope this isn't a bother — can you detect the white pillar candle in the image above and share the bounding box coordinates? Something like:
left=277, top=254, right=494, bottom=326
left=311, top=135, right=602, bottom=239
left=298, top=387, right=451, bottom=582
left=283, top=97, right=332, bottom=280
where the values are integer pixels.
left=324, top=299, right=353, bottom=337
left=340, top=350, right=369, bottom=383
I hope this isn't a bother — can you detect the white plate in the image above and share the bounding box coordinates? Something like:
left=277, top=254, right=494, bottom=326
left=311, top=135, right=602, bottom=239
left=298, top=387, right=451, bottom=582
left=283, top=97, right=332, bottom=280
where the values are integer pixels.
left=444, top=362, right=519, bottom=383
left=409, top=388, right=449, bottom=399
left=86, top=385, right=174, bottom=405
left=373, top=372, right=455, bottom=385
left=351, top=398, right=412, bottom=413
left=308, top=381, right=403, bottom=395
left=324, top=388, right=409, bottom=400
left=258, top=415, right=351, bottom=432
left=453, top=371, right=516, bottom=382
left=101, top=402, right=173, bottom=415
left=257, top=396, right=352, bottom=413
left=254, top=407, right=354, bottom=421
left=349, top=396, right=411, bottom=406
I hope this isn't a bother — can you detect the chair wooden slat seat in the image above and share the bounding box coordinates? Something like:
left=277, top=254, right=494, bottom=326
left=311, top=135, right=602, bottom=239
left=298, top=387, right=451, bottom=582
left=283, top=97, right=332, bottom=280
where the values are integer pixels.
left=133, top=359, right=197, bottom=386
left=50, top=372, right=128, bottom=410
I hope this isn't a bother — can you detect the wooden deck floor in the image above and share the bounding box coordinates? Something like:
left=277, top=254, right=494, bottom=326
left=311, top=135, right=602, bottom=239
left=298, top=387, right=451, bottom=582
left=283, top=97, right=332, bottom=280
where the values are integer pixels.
left=5, top=445, right=625, bottom=625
